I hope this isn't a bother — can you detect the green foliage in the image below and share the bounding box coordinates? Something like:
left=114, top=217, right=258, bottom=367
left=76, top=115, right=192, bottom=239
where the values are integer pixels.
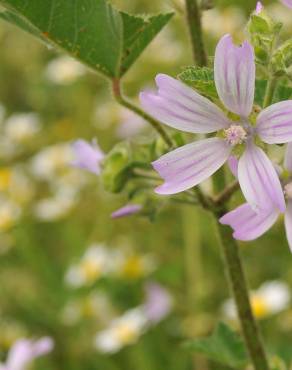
left=271, top=39, right=292, bottom=80
left=184, top=322, right=248, bottom=369
left=0, top=0, right=173, bottom=78
left=178, top=65, right=292, bottom=107
left=178, top=66, right=218, bottom=99
left=247, top=10, right=282, bottom=66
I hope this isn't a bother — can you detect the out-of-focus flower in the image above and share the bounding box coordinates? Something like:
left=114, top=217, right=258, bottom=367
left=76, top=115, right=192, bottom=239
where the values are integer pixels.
left=3, top=113, right=41, bottom=144
left=115, top=109, right=147, bottom=139
left=71, top=139, right=104, bottom=174
left=255, top=1, right=263, bottom=14
left=0, top=337, right=54, bottom=370
left=33, top=190, right=76, bottom=221
left=111, top=204, right=142, bottom=219
left=280, top=0, right=292, bottom=9
left=0, top=198, right=21, bottom=232
left=0, top=167, right=35, bottom=206
left=223, top=281, right=290, bottom=319
left=143, top=282, right=172, bottom=323
left=95, top=308, right=147, bottom=353
left=45, top=56, right=86, bottom=84
left=117, top=252, right=156, bottom=280
left=140, top=34, right=289, bottom=216
left=65, top=245, right=116, bottom=287
left=61, top=291, right=115, bottom=325
left=202, top=7, right=245, bottom=38
left=30, top=143, right=73, bottom=180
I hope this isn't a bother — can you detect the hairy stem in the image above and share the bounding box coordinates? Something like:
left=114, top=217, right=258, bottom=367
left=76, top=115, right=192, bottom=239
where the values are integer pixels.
left=184, top=0, right=207, bottom=66
left=112, top=78, right=174, bottom=149
left=215, top=215, right=270, bottom=370
left=213, top=180, right=239, bottom=207
left=263, top=77, right=277, bottom=108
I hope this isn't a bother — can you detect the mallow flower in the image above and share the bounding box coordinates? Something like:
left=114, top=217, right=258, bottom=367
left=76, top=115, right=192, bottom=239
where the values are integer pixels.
left=71, top=139, right=104, bottom=174
left=0, top=337, right=54, bottom=370
left=220, top=143, right=292, bottom=251
left=140, top=34, right=292, bottom=213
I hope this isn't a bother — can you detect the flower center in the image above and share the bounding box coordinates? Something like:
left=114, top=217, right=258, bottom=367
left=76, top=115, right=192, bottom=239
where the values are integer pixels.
left=224, top=125, right=247, bottom=146
left=284, top=182, right=292, bottom=200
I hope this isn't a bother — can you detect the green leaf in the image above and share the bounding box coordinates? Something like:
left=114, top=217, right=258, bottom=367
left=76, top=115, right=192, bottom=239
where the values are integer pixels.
left=184, top=322, right=248, bottom=368
left=120, top=11, right=173, bottom=76
left=178, top=66, right=292, bottom=107
left=178, top=66, right=218, bottom=99
left=0, top=0, right=173, bottom=78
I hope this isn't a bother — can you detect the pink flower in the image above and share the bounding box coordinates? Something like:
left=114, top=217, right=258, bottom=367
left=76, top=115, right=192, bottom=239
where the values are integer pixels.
left=220, top=143, right=292, bottom=251
left=0, top=337, right=54, bottom=370
left=71, top=139, right=104, bottom=174
left=281, top=0, right=292, bottom=8
left=140, top=34, right=292, bottom=213
left=255, top=1, right=263, bottom=14
left=111, top=204, right=142, bottom=219
left=143, top=282, right=172, bottom=323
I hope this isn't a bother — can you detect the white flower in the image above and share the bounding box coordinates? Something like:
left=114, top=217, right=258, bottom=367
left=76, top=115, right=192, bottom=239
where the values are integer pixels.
left=65, top=245, right=114, bottom=287
left=4, top=113, right=41, bottom=143
left=45, top=56, right=85, bottom=84
left=30, top=143, right=73, bottom=180
left=223, top=280, right=290, bottom=319
left=33, top=190, right=76, bottom=221
left=0, top=197, right=21, bottom=231
left=95, top=308, right=147, bottom=353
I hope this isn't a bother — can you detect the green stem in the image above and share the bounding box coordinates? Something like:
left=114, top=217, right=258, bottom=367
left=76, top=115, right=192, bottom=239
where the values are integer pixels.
left=112, top=78, right=174, bottom=149
left=263, top=77, right=277, bottom=108
left=184, top=0, right=207, bottom=66
left=215, top=215, right=270, bottom=370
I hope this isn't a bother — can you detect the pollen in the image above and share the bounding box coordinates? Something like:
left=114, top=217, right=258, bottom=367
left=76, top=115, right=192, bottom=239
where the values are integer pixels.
left=224, top=125, right=247, bottom=146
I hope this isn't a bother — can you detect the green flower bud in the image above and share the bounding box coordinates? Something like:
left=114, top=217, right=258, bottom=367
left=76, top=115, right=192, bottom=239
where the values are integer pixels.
left=101, top=142, right=132, bottom=193
left=247, top=9, right=282, bottom=66
left=271, top=39, right=292, bottom=78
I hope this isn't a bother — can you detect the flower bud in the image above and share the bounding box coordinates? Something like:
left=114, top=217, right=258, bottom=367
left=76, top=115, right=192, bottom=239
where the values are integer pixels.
left=101, top=142, right=131, bottom=193
left=271, top=39, right=292, bottom=78
left=247, top=5, right=282, bottom=66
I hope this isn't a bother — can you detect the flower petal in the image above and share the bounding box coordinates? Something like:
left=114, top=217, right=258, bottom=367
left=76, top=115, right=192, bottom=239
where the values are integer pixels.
left=256, top=101, right=292, bottom=144
left=285, top=200, right=292, bottom=252
left=214, top=34, right=255, bottom=117
left=228, top=155, right=239, bottom=178
left=238, top=143, right=286, bottom=212
left=220, top=203, right=279, bottom=241
left=139, top=74, right=230, bottom=134
left=111, top=204, right=142, bottom=219
left=284, top=143, right=292, bottom=172
left=152, top=138, right=231, bottom=194
left=281, top=0, right=292, bottom=8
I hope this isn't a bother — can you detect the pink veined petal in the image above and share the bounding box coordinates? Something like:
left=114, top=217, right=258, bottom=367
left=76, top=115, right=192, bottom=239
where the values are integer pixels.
left=238, top=143, right=286, bottom=212
left=256, top=101, right=292, bottom=144
left=220, top=203, right=279, bottom=241
left=228, top=155, right=239, bottom=178
left=284, top=143, right=292, bottom=172
left=139, top=74, right=230, bottom=134
left=285, top=201, right=292, bottom=252
left=152, top=137, right=231, bottom=194
left=281, top=0, right=292, bottom=8
left=214, top=34, right=255, bottom=117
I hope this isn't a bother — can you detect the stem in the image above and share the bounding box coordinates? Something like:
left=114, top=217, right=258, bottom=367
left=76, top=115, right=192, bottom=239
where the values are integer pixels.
left=112, top=78, right=174, bottom=149
left=215, top=216, right=270, bottom=370
left=213, top=180, right=239, bottom=207
left=184, top=0, right=207, bottom=66
left=263, top=77, right=277, bottom=108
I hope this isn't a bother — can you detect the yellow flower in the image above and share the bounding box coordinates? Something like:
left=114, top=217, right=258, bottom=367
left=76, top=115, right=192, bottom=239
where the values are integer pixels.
left=0, top=168, right=12, bottom=191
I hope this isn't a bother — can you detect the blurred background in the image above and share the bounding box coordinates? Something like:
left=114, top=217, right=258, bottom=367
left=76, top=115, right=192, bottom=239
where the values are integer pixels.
left=0, top=0, right=292, bottom=369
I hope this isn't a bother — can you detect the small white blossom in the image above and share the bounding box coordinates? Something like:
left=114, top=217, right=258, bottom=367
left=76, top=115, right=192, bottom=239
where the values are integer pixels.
left=45, top=56, right=86, bottom=84
left=4, top=113, right=41, bottom=143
